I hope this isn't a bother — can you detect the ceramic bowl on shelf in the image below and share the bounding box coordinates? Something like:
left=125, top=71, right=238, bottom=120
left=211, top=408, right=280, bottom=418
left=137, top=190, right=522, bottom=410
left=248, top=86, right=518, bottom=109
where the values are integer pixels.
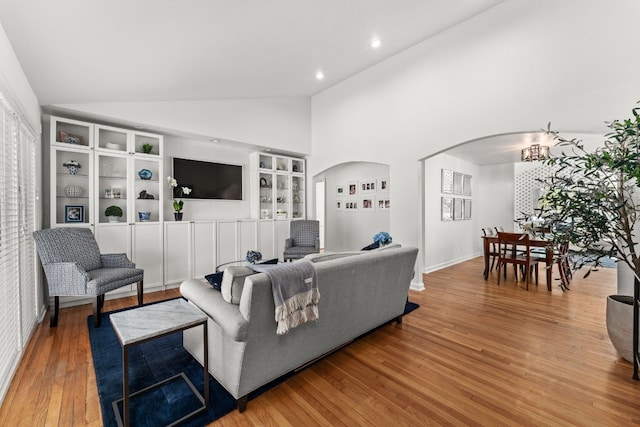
left=105, top=142, right=122, bottom=150
left=63, top=185, right=82, bottom=197
left=138, top=169, right=152, bottom=180
left=138, top=212, right=151, bottom=221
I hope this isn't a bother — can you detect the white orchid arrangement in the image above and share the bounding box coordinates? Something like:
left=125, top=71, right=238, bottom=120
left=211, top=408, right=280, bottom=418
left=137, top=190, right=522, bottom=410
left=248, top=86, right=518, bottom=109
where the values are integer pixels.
left=167, top=176, right=192, bottom=212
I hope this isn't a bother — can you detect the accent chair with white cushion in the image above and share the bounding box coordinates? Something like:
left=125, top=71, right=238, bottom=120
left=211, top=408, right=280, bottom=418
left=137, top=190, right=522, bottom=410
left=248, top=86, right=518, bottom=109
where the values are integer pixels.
left=283, top=220, right=320, bottom=261
left=33, top=227, right=144, bottom=327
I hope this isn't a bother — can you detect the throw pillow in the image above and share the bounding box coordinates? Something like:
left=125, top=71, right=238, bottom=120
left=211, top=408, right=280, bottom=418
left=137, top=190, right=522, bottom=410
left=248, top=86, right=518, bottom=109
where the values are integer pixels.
left=204, top=271, right=224, bottom=291
left=361, top=241, right=380, bottom=251
left=221, top=266, right=256, bottom=304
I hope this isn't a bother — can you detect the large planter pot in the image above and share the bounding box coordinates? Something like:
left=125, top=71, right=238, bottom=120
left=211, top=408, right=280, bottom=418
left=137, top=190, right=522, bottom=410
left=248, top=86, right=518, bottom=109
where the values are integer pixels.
left=606, top=295, right=638, bottom=362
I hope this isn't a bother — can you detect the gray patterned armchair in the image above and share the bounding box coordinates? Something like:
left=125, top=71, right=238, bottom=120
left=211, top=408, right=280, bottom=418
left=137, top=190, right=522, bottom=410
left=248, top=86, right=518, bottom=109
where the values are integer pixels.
left=283, top=220, right=320, bottom=261
left=33, top=227, right=144, bottom=327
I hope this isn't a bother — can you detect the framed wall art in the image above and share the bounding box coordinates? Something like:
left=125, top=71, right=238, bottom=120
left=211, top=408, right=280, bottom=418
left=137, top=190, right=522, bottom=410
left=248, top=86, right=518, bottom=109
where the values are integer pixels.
left=336, top=200, right=343, bottom=210
left=441, top=169, right=453, bottom=194
left=453, top=172, right=464, bottom=195
left=463, top=174, right=472, bottom=196
left=378, top=177, right=389, bottom=193
left=464, top=199, right=472, bottom=219
left=441, top=197, right=453, bottom=221
left=361, top=197, right=374, bottom=210
left=345, top=200, right=358, bottom=211
left=360, top=179, right=376, bottom=193
left=453, top=198, right=463, bottom=220
left=336, top=185, right=346, bottom=197
left=347, top=181, right=358, bottom=197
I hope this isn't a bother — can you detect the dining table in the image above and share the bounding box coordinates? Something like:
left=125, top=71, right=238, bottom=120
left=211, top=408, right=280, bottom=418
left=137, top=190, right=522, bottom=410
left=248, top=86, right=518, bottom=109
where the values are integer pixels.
left=482, top=235, right=564, bottom=291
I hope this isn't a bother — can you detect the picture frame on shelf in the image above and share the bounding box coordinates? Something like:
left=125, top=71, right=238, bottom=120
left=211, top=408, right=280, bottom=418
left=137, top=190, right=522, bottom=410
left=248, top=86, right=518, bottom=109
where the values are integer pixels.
left=57, top=131, right=84, bottom=146
left=441, top=169, right=453, bottom=194
left=441, top=197, right=453, bottom=221
left=64, top=205, right=84, bottom=223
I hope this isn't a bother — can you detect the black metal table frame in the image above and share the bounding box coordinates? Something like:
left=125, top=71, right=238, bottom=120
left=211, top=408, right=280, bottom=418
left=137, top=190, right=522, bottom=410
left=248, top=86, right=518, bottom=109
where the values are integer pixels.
left=112, top=319, right=209, bottom=427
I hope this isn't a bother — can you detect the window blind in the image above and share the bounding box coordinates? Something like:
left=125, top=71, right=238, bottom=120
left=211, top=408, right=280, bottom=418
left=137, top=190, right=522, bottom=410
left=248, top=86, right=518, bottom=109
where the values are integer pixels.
left=0, top=96, right=39, bottom=403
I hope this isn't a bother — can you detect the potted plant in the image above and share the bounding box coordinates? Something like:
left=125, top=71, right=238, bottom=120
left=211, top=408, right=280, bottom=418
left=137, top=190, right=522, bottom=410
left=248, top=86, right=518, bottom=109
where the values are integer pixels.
left=533, top=104, right=640, bottom=379
left=167, top=176, right=192, bottom=221
left=141, top=143, right=153, bottom=154
left=104, top=205, right=123, bottom=223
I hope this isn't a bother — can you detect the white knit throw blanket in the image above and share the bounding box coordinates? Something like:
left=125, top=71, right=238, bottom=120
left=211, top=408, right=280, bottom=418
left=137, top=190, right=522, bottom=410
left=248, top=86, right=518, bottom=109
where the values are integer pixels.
left=250, top=260, right=319, bottom=335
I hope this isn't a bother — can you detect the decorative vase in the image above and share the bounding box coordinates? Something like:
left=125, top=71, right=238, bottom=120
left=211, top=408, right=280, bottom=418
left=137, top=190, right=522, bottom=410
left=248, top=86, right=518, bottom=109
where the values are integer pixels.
left=138, top=169, right=152, bottom=180
left=63, top=185, right=82, bottom=197
left=606, top=295, right=638, bottom=362
left=174, top=212, right=183, bottom=221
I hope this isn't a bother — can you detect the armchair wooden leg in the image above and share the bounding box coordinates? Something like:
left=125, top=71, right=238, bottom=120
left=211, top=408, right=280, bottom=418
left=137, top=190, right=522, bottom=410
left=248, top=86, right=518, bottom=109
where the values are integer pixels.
left=137, top=280, right=144, bottom=306
left=237, top=395, right=248, bottom=412
left=50, top=296, right=59, bottom=327
left=93, top=296, right=103, bottom=328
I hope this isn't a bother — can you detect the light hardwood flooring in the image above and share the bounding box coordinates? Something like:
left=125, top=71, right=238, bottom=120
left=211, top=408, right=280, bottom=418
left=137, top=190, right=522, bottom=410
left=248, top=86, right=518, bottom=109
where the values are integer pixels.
left=1, top=257, right=639, bottom=426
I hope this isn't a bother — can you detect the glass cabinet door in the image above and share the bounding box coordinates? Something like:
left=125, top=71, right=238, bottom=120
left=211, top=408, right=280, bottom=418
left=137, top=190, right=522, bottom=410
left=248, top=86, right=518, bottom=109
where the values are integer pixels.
left=275, top=174, right=290, bottom=219
left=133, top=157, right=161, bottom=223
left=259, top=172, right=274, bottom=219
left=97, top=152, right=129, bottom=224
left=52, top=147, right=92, bottom=226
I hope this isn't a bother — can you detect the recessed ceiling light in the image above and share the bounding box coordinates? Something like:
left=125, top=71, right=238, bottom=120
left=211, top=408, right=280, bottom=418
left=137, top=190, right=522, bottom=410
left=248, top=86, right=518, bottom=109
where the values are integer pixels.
left=210, top=138, right=220, bottom=143
left=371, top=38, right=381, bottom=49
left=315, top=71, right=324, bottom=80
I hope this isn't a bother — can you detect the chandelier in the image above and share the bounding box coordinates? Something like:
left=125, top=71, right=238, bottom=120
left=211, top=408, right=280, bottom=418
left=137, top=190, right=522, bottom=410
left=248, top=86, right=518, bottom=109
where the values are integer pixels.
left=521, top=143, right=550, bottom=162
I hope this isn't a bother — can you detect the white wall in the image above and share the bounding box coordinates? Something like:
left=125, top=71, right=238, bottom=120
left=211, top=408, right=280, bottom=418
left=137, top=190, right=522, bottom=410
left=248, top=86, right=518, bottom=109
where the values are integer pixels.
left=163, top=136, right=252, bottom=221
left=423, top=154, right=480, bottom=271
left=314, top=162, right=390, bottom=252
left=310, top=0, right=640, bottom=283
left=54, top=97, right=311, bottom=155
left=0, top=21, right=40, bottom=133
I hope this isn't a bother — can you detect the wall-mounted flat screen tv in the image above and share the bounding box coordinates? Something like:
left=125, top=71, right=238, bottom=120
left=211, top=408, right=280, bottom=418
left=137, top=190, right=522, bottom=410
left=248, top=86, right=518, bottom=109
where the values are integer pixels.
left=172, top=157, right=243, bottom=200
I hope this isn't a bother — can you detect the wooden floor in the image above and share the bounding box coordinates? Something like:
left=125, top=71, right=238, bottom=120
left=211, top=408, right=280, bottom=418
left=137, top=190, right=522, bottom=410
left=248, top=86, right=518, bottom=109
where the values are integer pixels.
left=2, top=257, right=640, bottom=426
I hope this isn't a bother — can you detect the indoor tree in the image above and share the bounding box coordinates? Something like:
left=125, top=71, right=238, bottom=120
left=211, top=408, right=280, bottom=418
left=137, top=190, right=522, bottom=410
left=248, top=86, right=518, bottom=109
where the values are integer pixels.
left=534, top=104, right=640, bottom=379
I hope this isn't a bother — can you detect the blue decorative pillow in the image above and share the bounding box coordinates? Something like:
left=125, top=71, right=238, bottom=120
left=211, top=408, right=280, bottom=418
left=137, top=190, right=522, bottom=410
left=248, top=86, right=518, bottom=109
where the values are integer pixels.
left=204, top=271, right=224, bottom=291
left=361, top=241, right=380, bottom=251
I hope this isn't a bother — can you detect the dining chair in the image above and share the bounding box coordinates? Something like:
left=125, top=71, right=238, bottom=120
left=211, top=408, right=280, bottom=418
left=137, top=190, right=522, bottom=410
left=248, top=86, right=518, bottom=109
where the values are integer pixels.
left=496, top=232, right=540, bottom=290
left=33, top=227, right=144, bottom=327
left=481, top=228, right=499, bottom=272
left=530, top=241, right=571, bottom=289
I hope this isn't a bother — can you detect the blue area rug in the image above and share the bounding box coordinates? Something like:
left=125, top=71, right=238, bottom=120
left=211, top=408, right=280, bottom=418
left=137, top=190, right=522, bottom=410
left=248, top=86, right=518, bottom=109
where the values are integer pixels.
left=89, top=299, right=420, bottom=426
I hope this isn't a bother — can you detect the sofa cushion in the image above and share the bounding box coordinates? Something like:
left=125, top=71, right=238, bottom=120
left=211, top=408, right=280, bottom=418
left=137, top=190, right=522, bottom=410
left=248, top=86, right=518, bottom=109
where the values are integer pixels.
left=221, top=266, right=256, bottom=304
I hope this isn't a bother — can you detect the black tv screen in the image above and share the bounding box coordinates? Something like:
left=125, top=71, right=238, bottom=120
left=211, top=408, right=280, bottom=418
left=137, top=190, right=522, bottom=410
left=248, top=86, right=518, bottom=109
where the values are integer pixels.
left=172, top=157, right=243, bottom=200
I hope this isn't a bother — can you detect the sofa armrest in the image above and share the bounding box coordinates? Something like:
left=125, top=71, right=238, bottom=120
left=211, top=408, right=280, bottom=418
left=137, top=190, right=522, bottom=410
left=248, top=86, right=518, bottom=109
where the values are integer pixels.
left=101, top=253, right=135, bottom=268
left=42, top=262, right=90, bottom=294
left=180, top=278, right=249, bottom=342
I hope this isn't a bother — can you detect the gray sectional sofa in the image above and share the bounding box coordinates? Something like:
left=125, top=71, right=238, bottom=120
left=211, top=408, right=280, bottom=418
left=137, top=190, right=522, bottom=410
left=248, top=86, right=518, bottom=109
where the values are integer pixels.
left=180, top=245, right=419, bottom=412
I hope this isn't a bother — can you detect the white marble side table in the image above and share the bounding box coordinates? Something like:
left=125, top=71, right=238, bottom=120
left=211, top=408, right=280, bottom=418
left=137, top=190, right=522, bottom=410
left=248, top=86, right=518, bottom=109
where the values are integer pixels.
left=110, top=298, right=209, bottom=427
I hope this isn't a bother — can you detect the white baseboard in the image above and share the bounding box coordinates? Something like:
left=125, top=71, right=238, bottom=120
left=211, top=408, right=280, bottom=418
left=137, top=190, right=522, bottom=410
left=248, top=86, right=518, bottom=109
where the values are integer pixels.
left=422, top=252, right=481, bottom=274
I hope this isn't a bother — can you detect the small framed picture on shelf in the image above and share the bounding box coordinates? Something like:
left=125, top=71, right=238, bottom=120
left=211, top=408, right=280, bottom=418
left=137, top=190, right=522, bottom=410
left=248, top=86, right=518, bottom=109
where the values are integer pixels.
left=57, top=131, right=84, bottom=146
left=64, top=205, right=84, bottom=223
